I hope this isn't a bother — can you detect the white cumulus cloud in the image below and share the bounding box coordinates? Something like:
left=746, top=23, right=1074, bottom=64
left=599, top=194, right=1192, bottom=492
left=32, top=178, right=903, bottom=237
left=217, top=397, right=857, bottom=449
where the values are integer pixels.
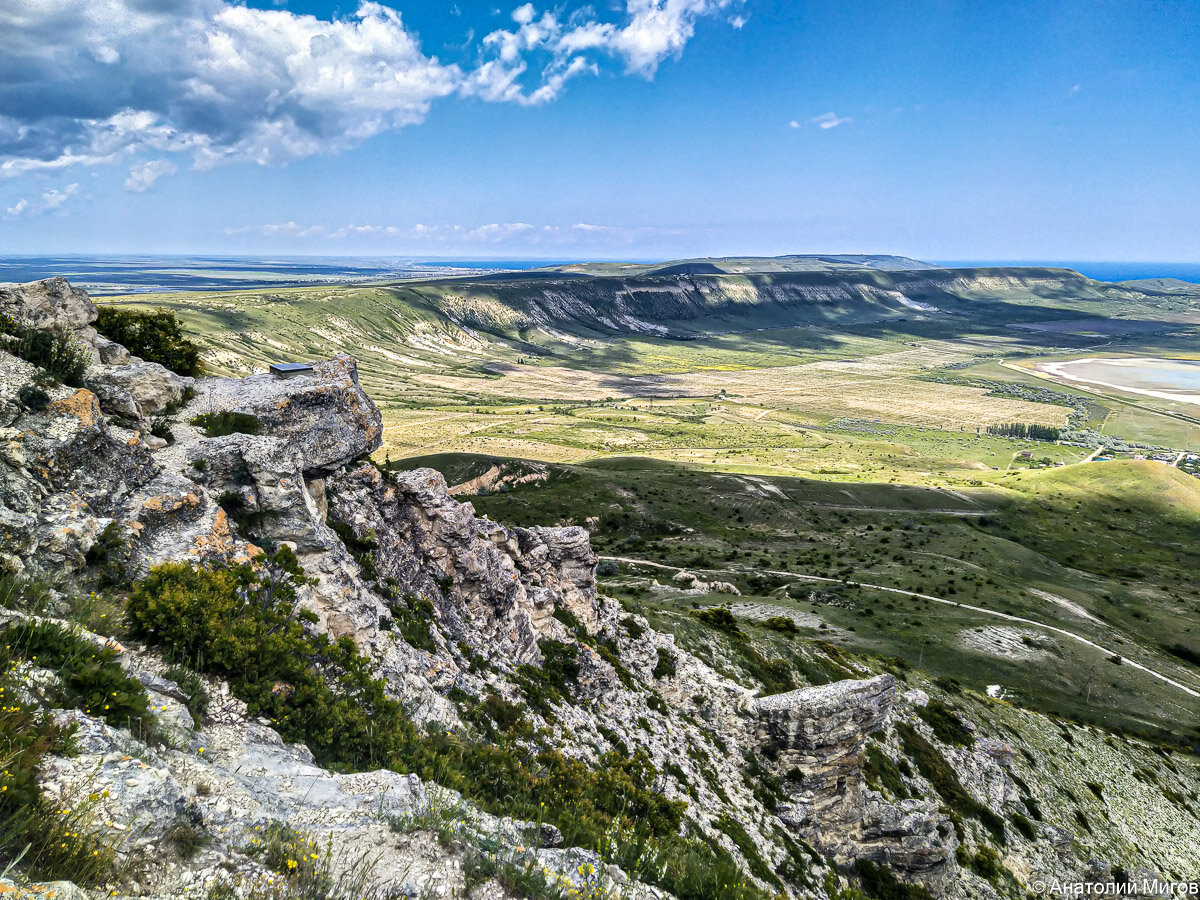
left=5, top=198, right=28, bottom=217
left=40, top=183, right=80, bottom=210
left=124, top=159, right=178, bottom=192
left=0, top=0, right=744, bottom=178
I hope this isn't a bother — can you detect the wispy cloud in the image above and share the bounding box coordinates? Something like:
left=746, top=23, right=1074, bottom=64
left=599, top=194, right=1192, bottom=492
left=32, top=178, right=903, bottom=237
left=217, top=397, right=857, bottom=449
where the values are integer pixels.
left=809, top=112, right=852, bottom=130
left=41, top=183, right=80, bottom=211
left=223, top=219, right=682, bottom=247
left=0, top=0, right=745, bottom=182
left=4, top=198, right=28, bottom=217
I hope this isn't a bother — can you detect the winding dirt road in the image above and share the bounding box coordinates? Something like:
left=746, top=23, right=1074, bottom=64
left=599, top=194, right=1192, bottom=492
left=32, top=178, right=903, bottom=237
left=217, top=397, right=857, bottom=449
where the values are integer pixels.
left=599, top=555, right=1200, bottom=700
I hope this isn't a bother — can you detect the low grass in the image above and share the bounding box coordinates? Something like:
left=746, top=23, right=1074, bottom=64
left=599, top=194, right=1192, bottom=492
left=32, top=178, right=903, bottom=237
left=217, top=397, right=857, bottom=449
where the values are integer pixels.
left=191, top=410, right=262, bottom=437
left=0, top=583, right=134, bottom=886
left=436, top=452, right=1200, bottom=748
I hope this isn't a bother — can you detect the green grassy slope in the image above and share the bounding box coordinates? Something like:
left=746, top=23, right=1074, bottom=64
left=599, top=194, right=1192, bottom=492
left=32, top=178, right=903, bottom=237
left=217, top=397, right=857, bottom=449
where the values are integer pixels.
left=404, top=452, right=1200, bottom=748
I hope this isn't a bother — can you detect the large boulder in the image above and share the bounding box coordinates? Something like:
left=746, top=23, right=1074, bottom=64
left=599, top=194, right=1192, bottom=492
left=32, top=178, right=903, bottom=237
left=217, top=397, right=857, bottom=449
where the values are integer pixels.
left=748, top=675, right=956, bottom=881
left=88, top=360, right=192, bottom=422
left=193, top=355, right=381, bottom=474
left=0, top=277, right=99, bottom=347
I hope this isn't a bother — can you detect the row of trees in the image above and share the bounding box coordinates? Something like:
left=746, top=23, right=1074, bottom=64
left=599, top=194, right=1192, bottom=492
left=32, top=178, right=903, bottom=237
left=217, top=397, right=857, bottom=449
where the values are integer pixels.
left=986, top=422, right=1061, bottom=441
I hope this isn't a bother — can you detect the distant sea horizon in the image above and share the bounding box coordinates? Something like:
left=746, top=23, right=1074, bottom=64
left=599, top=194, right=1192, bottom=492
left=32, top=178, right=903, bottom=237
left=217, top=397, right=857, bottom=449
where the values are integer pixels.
left=935, top=260, right=1200, bottom=284
left=2, top=254, right=1198, bottom=293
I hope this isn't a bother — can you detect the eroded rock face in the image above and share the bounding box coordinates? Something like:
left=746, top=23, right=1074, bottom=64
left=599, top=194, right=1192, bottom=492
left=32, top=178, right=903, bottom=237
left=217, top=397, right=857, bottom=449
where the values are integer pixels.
left=194, top=355, right=381, bottom=474
left=0, top=351, right=158, bottom=572
left=326, top=464, right=577, bottom=666
left=750, top=675, right=956, bottom=881
left=751, top=675, right=896, bottom=826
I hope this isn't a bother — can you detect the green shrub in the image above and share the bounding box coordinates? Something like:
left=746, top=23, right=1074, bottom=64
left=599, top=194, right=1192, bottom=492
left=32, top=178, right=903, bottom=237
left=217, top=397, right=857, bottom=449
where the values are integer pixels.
left=691, top=607, right=743, bottom=636
left=653, top=647, right=677, bottom=679
left=191, top=410, right=262, bottom=437
left=165, top=818, right=210, bottom=859
left=734, top=645, right=794, bottom=695
left=384, top=588, right=437, bottom=653
left=127, top=558, right=770, bottom=900
left=1010, top=812, right=1035, bottom=839
left=968, top=845, right=1003, bottom=883
left=0, top=620, right=152, bottom=731
left=854, top=859, right=934, bottom=900
left=915, top=700, right=973, bottom=747
left=762, top=616, right=799, bottom=634
left=150, top=413, right=175, bottom=444
left=515, top=639, right=581, bottom=715
left=864, top=744, right=910, bottom=799
left=714, top=814, right=782, bottom=891
left=553, top=605, right=589, bottom=639
left=84, top=521, right=131, bottom=589
left=164, top=665, right=211, bottom=722
left=328, top=519, right=379, bottom=583
left=0, top=316, right=90, bottom=386
left=94, top=307, right=204, bottom=377
left=463, top=693, right=533, bottom=742
left=620, top=615, right=645, bottom=639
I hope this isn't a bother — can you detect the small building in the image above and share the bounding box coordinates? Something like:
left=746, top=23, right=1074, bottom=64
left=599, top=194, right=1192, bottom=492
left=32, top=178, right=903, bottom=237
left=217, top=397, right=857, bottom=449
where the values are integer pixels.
left=269, top=362, right=315, bottom=379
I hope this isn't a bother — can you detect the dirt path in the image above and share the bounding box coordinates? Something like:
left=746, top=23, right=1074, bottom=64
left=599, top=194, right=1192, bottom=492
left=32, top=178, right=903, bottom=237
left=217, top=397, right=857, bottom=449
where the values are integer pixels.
left=600, top=555, right=1200, bottom=700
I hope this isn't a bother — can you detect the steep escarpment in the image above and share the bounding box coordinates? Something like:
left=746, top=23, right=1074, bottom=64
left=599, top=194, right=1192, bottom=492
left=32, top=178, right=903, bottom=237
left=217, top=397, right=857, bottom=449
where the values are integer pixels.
left=416, top=267, right=1137, bottom=340
left=0, top=278, right=1195, bottom=900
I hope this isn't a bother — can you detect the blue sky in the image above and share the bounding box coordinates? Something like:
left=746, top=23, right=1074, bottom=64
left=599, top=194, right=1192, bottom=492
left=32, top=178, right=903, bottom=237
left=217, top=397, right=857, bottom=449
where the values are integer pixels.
left=1, top=0, right=1198, bottom=261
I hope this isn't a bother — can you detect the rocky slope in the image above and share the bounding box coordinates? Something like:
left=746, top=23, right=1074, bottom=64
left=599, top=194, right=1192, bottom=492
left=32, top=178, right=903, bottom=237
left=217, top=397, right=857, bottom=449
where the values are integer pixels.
left=0, top=278, right=1196, bottom=899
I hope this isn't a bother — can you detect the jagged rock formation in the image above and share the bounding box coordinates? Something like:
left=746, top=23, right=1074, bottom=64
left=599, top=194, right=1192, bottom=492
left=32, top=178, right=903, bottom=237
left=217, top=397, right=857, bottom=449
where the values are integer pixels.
left=749, top=677, right=955, bottom=881
left=751, top=675, right=897, bottom=829
left=1, top=276, right=101, bottom=346
left=2, top=278, right=1196, bottom=900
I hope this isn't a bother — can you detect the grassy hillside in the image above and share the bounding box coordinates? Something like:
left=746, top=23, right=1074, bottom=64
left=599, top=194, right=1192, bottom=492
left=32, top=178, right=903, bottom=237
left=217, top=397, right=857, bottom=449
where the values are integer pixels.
left=402, top=453, right=1200, bottom=748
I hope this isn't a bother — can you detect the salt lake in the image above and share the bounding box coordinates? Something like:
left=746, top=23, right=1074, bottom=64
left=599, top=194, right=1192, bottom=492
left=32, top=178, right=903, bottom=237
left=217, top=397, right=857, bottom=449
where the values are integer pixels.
left=1036, top=357, right=1200, bottom=406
